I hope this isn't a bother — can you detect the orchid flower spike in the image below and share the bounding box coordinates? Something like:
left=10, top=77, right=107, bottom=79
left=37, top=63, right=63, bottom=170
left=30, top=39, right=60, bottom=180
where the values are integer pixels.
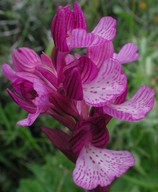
left=2, top=2, right=155, bottom=192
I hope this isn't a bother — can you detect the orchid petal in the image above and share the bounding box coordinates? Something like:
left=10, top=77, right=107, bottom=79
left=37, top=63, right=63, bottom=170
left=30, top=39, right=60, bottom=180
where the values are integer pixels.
left=15, top=72, right=50, bottom=95
left=70, top=123, right=91, bottom=155
left=51, top=48, right=67, bottom=74
left=64, top=2, right=86, bottom=31
left=76, top=101, right=89, bottom=119
left=70, top=117, right=109, bottom=155
left=113, top=43, right=139, bottom=64
left=83, top=59, right=127, bottom=106
left=51, top=8, right=69, bottom=52
left=41, top=52, right=56, bottom=73
left=64, top=67, right=83, bottom=100
left=114, top=85, right=128, bottom=105
left=73, top=144, right=135, bottom=190
left=90, top=107, right=112, bottom=125
left=104, top=85, right=155, bottom=121
left=17, top=108, right=41, bottom=126
left=7, top=89, right=36, bottom=113
left=65, top=54, right=75, bottom=65
left=73, top=2, right=86, bottom=29
left=88, top=41, right=114, bottom=68
left=79, top=56, right=98, bottom=84
left=13, top=72, right=51, bottom=113
left=2, top=64, right=16, bottom=81
left=92, top=17, right=116, bottom=40
left=70, top=29, right=104, bottom=49
left=12, top=48, right=41, bottom=72
left=64, top=5, right=75, bottom=32
left=36, top=65, right=58, bottom=90
left=74, top=53, right=81, bottom=59
left=90, top=116, right=109, bottom=148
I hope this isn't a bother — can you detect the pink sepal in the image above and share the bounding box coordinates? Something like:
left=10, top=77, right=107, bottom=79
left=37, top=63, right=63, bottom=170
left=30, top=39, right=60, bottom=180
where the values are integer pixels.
left=70, top=29, right=104, bottom=49
left=2, top=64, right=16, bottom=81
left=88, top=41, right=114, bottom=68
left=17, top=108, right=41, bottom=126
left=12, top=47, right=41, bottom=72
left=92, top=16, right=116, bottom=40
left=104, top=85, right=155, bottom=121
left=113, top=43, right=139, bottom=64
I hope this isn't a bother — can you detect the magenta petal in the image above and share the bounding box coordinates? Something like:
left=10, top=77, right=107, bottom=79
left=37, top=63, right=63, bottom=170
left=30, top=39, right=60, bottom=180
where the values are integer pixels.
left=64, top=5, right=75, bottom=32
left=104, top=85, right=155, bottom=121
left=83, top=59, right=127, bottom=106
left=36, top=65, right=58, bottom=90
left=64, top=67, right=83, bottom=100
left=51, top=8, right=69, bottom=52
left=79, top=56, right=98, bottom=84
left=74, top=53, right=80, bottom=59
left=7, top=89, right=36, bottom=113
left=73, top=2, right=86, bottom=29
left=73, top=143, right=135, bottom=190
left=114, top=43, right=139, bottom=64
left=15, top=72, right=51, bottom=113
left=16, top=72, right=50, bottom=95
left=76, top=101, right=89, bottom=119
left=17, top=108, right=41, bottom=126
left=2, top=64, right=16, bottom=81
left=70, top=29, right=104, bottom=49
left=40, top=52, right=56, bottom=73
left=90, top=116, right=109, bottom=148
left=65, top=54, right=75, bottom=64
left=69, top=123, right=91, bottom=155
left=114, top=85, right=128, bottom=105
left=12, top=48, right=41, bottom=72
left=88, top=41, right=114, bottom=68
left=41, top=127, right=76, bottom=162
left=92, top=16, right=116, bottom=40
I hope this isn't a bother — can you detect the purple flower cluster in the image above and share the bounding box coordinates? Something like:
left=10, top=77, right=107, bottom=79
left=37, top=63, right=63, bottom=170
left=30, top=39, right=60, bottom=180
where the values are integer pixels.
left=2, top=3, right=155, bottom=191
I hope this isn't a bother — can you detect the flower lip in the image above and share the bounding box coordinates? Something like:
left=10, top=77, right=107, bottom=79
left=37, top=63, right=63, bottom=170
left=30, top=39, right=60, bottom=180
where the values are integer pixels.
left=83, top=58, right=127, bottom=107
left=73, top=143, right=135, bottom=190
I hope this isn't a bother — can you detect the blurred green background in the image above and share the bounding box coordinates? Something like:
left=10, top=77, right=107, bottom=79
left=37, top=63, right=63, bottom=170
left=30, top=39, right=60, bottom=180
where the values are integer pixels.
left=0, top=0, right=158, bottom=192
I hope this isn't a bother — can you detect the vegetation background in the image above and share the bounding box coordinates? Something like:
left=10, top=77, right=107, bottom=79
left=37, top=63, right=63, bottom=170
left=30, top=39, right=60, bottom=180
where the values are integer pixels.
left=0, top=0, right=158, bottom=192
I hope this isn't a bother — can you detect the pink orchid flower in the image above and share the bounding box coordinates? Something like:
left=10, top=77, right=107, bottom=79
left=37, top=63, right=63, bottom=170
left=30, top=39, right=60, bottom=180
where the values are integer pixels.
left=2, top=2, right=156, bottom=192
left=63, top=56, right=127, bottom=102
left=51, top=2, right=86, bottom=52
left=63, top=45, right=154, bottom=122
left=51, top=2, right=116, bottom=55
left=2, top=64, right=52, bottom=126
left=2, top=48, right=80, bottom=129
left=42, top=116, right=135, bottom=191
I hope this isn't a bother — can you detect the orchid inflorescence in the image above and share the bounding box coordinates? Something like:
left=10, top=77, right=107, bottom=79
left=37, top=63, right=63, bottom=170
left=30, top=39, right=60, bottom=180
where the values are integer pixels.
left=2, top=2, right=155, bottom=192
